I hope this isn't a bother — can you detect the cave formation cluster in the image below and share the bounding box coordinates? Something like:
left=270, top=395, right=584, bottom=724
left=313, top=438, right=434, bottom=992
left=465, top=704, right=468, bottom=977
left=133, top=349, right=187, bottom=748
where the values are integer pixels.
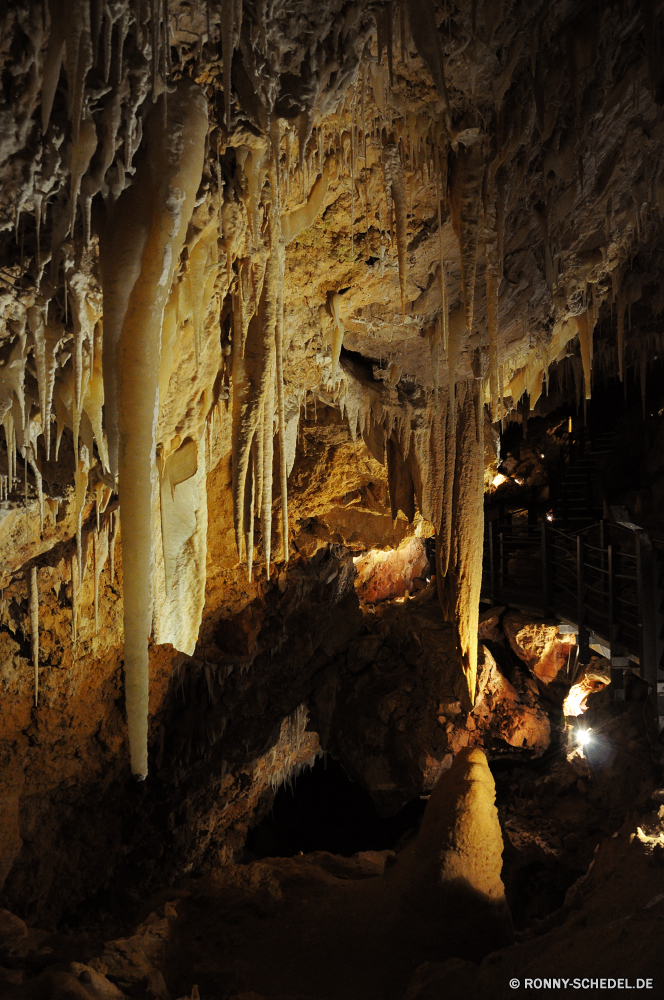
left=0, top=0, right=664, bottom=951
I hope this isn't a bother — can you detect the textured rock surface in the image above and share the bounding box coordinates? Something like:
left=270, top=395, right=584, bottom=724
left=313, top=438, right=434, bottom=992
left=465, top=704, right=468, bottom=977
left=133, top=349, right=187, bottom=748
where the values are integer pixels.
left=316, top=588, right=551, bottom=815
left=354, top=535, right=430, bottom=603
left=0, top=3, right=661, bottom=987
left=146, top=749, right=511, bottom=1000
left=404, top=806, right=664, bottom=1000
left=504, top=612, right=576, bottom=683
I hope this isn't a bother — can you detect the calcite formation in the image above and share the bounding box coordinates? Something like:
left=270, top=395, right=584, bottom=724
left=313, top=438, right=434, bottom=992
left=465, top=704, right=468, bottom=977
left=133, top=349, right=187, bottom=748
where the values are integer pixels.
left=0, top=0, right=662, bottom=894
left=389, top=745, right=513, bottom=957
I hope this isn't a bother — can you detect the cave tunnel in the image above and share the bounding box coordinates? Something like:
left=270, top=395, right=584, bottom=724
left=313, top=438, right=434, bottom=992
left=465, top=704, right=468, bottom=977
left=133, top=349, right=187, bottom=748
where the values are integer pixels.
left=0, top=1, right=664, bottom=998
left=244, top=755, right=427, bottom=860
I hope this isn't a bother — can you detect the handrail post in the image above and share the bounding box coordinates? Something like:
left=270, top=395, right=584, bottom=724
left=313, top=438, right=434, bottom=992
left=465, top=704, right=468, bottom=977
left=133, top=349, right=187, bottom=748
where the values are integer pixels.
left=499, top=529, right=505, bottom=591
left=577, top=535, right=589, bottom=665
left=608, top=543, right=625, bottom=700
left=541, top=521, right=552, bottom=616
left=528, top=485, right=537, bottom=525
left=490, top=520, right=499, bottom=605
left=636, top=531, right=657, bottom=697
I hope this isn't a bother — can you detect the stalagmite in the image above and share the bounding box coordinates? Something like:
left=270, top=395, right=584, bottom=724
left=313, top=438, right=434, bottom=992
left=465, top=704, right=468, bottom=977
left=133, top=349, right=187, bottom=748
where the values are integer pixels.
left=64, top=0, right=94, bottom=144
left=350, top=119, right=356, bottom=260
left=3, top=413, right=15, bottom=488
left=69, top=115, right=97, bottom=235
left=100, top=79, right=207, bottom=778
left=261, top=359, right=276, bottom=567
left=109, top=511, right=118, bottom=585
left=435, top=145, right=449, bottom=353
left=29, top=566, right=39, bottom=708
left=74, top=444, right=90, bottom=578
left=447, top=305, right=466, bottom=433
left=71, top=552, right=79, bottom=645
left=84, top=322, right=109, bottom=471
left=41, top=1, right=66, bottom=134
left=232, top=166, right=279, bottom=568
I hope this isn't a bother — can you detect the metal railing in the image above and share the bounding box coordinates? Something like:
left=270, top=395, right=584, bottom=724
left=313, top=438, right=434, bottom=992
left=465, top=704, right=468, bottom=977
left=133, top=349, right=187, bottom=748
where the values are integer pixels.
left=481, top=518, right=664, bottom=728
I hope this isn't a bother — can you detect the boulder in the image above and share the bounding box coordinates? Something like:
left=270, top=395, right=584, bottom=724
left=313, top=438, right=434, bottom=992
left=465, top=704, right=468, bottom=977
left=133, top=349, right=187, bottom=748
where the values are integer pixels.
left=354, top=537, right=429, bottom=604
left=503, top=612, right=575, bottom=683
left=478, top=606, right=504, bottom=642
left=474, top=647, right=551, bottom=755
left=0, top=910, right=27, bottom=954
left=0, top=968, right=125, bottom=999
left=99, top=902, right=177, bottom=999
left=0, top=796, right=22, bottom=894
left=402, top=959, right=480, bottom=1000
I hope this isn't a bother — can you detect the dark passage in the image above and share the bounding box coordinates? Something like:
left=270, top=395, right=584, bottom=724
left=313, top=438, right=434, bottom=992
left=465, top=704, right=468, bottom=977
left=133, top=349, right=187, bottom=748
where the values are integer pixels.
left=245, top=756, right=426, bottom=860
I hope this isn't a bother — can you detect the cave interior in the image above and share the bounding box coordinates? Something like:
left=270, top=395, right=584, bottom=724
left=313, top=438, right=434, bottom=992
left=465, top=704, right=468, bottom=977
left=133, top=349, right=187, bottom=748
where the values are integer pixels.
left=1, top=1, right=664, bottom=998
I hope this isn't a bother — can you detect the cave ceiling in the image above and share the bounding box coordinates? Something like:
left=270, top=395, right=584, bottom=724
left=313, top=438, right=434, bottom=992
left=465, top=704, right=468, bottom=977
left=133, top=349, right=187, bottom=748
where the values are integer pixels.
left=0, top=0, right=663, bottom=776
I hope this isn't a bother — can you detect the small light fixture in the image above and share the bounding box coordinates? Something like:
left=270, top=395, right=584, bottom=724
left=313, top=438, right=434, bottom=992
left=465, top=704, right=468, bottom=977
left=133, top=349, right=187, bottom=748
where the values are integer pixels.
left=577, top=728, right=592, bottom=747
left=492, top=473, right=508, bottom=487
left=546, top=510, right=554, bottom=521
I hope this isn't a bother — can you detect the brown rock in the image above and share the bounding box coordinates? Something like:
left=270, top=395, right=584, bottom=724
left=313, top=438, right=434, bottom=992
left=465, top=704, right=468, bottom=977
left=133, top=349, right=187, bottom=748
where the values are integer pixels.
left=68, top=966, right=125, bottom=1000
left=354, top=537, right=429, bottom=604
left=474, top=647, right=550, bottom=754
left=0, top=910, right=27, bottom=953
left=100, top=902, right=178, bottom=999
left=403, top=959, right=480, bottom=1000
left=0, top=969, right=117, bottom=1000
left=478, top=606, right=505, bottom=642
left=161, top=749, right=514, bottom=1000
left=0, top=797, right=22, bottom=893
left=0, top=967, right=24, bottom=987
left=503, top=613, right=575, bottom=683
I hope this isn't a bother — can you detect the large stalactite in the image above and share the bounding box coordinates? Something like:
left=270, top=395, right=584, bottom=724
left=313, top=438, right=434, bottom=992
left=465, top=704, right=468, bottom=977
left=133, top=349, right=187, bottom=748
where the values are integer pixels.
left=101, top=79, right=208, bottom=777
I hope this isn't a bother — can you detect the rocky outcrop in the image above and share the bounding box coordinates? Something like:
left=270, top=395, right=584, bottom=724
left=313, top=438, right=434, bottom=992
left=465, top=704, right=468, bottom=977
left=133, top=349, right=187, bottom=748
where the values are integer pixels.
left=0, top=537, right=357, bottom=926
left=503, top=612, right=576, bottom=684
left=319, top=589, right=552, bottom=815
left=354, top=536, right=430, bottom=604
left=145, top=750, right=511, bottom=1000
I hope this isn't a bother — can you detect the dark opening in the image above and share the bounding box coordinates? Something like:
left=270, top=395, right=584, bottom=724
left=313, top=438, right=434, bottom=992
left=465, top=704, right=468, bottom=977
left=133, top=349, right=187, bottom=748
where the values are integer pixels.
left=244, top=756, right=426, bottom=860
